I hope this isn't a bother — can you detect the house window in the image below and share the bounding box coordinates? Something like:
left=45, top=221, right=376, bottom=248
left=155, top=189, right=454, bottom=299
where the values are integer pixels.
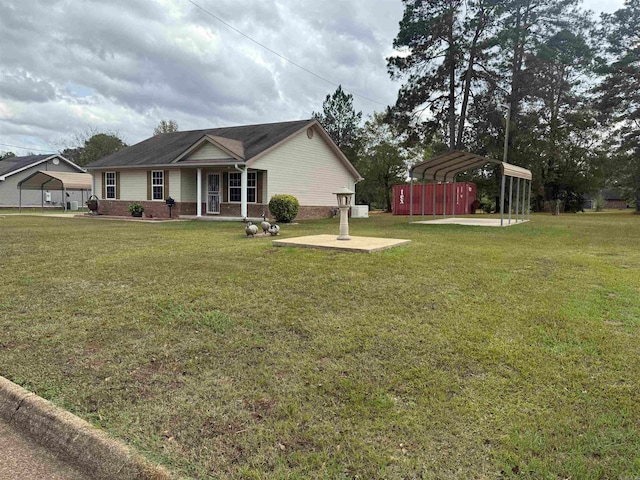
left=228, top=171, right=257, bottom=203
left=105, top=172, right=116, bottom=199
left=152, top=170, right=164, bottom=200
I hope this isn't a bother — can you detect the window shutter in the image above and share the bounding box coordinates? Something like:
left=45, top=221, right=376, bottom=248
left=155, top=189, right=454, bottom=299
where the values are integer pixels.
left=147, top=171, right=151, bottom=200
left=256, top=172, right=263, bottom=204
left=222, top=172, right=227, bottom=202
left=115, top=172, right=120, bottom=199
left=102, top=172, right=106, bottom=199
left=164, top=170, right=169, bottom=200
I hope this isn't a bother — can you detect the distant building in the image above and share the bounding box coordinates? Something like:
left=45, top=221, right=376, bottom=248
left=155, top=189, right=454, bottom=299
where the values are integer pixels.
left=583, top=190, right=628, bottom=210
left=0, top=154, right=86, bottom=208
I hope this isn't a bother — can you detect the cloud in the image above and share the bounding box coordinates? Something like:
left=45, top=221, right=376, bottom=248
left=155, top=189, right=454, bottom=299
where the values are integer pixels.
left=0, top=0, right=401, bottom=154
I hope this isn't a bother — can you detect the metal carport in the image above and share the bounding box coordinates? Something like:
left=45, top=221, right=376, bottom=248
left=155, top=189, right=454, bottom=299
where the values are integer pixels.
left=408, top=150, right=533, bottom=227
left=17, top=171, right=93, bottom=213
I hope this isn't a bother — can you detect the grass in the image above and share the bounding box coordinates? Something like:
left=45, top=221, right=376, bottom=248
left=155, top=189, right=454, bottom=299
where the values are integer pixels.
left=0, top=212, right=639, bottom=479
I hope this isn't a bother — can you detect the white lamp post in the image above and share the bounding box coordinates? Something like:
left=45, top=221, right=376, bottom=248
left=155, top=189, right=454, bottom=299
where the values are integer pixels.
left=334, top=187, right=354, bottom=240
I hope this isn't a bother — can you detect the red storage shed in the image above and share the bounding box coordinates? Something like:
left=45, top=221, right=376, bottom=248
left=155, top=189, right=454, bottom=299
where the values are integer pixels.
left=392, top=182, right=476, bottom=216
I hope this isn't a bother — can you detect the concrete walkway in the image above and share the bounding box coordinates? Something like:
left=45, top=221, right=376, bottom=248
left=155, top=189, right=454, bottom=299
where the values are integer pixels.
left=0, top=418, right=88, bottom=480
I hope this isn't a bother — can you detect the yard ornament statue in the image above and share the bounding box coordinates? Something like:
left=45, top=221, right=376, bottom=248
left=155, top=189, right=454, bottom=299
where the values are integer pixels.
left=261, top=215, right=271, bottom=235
left=334, top=187, right=354, bottom=240
left=245, top=222, right=258, bottom=237
left=268, top=224, right=280, bottom=236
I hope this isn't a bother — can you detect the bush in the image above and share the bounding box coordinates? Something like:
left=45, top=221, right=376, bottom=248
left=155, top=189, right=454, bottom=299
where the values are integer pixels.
left=269, top=194, right=299, bottom=223
left=128, top=203, right=145, bottom=214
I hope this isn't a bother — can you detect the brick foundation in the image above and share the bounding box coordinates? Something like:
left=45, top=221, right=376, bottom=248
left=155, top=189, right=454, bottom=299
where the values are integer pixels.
left=96, top=201, right=336, bottom=220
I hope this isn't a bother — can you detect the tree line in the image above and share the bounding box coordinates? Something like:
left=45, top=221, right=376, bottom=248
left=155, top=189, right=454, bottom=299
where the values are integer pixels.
left=315, top=0, right=639, bottom=213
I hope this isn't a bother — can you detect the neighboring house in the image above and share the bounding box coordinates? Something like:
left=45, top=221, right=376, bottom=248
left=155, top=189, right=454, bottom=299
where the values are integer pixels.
left=0, top=154, right=86, bottom=208
left=85, top=119, right=362, bottom=219
left=583, top=189, right=628, bottom=210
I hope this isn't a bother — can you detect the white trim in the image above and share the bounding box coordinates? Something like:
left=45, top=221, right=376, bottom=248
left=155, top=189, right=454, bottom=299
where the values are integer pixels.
left=105, top=171, right=116, bottom=199
left=0, top=154, right=85, bottom=181
left=196, top=168, right=202, bottom=217
left=151, top=170, right=164, bottom=201
left=228, top=171, right=257, bottom=204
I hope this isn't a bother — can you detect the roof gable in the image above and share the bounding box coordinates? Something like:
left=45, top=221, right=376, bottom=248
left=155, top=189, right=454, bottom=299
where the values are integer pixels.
left=174, top=134, right=246, bottom=163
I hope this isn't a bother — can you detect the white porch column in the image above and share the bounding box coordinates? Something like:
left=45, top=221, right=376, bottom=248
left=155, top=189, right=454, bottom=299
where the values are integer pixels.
left=197, top=168, right=202, bottom=217
left=240, top=166, right=248, bottom=218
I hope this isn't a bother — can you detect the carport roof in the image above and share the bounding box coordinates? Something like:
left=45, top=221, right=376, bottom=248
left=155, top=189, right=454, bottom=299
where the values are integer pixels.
left=18, top=171, right=93, bottom=190
left=409, top=150, right=532, bottom=181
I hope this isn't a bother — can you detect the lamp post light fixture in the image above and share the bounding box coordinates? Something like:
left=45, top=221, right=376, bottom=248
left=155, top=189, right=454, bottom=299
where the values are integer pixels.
left=334, top=186, right=354, bottom=240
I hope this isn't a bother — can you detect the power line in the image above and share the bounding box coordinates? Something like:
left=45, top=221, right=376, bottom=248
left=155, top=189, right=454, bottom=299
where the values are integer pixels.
left=186, top=0, right=388, bottom=107
left=0, top=142, right=56, bottom=153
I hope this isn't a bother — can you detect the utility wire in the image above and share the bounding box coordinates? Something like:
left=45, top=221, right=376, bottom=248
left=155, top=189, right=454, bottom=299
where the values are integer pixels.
left=186, top=0, right=388, bottom=107
left=0, top=142, right=56, bottom=153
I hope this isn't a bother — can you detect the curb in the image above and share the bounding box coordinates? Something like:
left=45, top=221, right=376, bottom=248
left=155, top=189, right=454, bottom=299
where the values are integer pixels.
left=0, top=376, right=172, bottom=480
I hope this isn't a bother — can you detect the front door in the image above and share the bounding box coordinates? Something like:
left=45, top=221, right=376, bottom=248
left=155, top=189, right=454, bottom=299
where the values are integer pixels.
left=207, top=173, right=220, bottom=214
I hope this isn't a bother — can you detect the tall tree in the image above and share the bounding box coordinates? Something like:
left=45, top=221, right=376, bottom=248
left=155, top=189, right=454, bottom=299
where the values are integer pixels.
left=354, top=113, right=412, bottom=211
left=312, top=85, right=363, bottom=158
left=595, top=0, right=640, bottom=211
left=0, top=151, right=16, bottom=160
left=77, top=133, right=127, bottom=166
left=387, top=0, right=502, bottom=150
left=153, top=119, right=179, bottom=135
left=523, top=27, right=597, bottom=210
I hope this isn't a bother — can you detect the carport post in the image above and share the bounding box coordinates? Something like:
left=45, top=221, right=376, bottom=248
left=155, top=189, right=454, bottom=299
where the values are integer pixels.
left=63, top=187, right=67, bottom=213
left=443, top=181, right=447, bottom=219
left=500, top=174, right=506, bottom=227
left=409, top=176, right=413, bottom=222
left=528, top=179, right=532, bottom=220
left=421, top=176, right=425, bottom=221
left=520, top=178, right=527, bottom=218
left=41, top=185, right=44, bottom=213
left=19, top=184, right=22, bottom=213
left=508, top=176, right=513, bottom=225
left=432, top=179, right=436, bottom=219
left=515, top=178, right=520, bottom=222
left=452, top=179, right=456, bottom=216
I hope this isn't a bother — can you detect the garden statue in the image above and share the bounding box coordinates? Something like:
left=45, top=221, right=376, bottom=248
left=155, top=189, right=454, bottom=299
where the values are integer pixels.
left=245, top=222, right=258, bottom=237
left=268, top=224, right=280, bottom=236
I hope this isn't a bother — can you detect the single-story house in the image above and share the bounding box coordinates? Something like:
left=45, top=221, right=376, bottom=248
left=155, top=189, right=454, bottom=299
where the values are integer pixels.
left=583, top=189, right=628, bottom=210
left=0, top=154, right=87, bottom=208
left=85, top=119, right=362, bottom=219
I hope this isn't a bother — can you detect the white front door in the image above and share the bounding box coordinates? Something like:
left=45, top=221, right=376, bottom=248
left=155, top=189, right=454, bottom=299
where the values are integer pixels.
left=207, top=173, right=220, bottom=214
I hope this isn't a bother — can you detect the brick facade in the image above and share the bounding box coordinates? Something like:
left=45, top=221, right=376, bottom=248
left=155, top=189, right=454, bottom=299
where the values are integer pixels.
left=96, top=200, right=335, bottom=220
left=604, top=199, right=627, bottom=209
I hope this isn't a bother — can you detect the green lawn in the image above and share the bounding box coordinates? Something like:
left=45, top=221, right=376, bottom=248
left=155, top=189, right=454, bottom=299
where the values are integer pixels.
left=1, top=213, right=639, bottom=479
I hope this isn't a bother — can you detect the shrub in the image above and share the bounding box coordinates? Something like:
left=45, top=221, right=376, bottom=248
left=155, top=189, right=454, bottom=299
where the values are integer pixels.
left=269, top=194, right=299, bottom=223
left=128, top=203, right=145, bottom=214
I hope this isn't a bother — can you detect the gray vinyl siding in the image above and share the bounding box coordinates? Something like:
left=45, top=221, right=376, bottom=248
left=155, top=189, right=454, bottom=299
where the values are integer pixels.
left=181, top=169, right=197, bottom=202
left=184, top=143, right=230, bottom=161
left=0, top=159, right=86, bottom=207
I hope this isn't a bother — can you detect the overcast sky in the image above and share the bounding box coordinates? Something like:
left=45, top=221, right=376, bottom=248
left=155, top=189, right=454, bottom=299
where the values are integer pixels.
left=0, top=0, right=626, bottom=156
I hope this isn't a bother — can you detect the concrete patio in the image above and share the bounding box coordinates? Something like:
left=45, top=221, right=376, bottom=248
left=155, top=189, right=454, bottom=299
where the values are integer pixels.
left=273, top=234, right=411, bottom=253
left=412, top=217, right=529, bottom=227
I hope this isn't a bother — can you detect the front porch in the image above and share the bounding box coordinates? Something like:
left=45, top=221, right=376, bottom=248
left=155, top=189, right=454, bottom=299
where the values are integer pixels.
left=189, top=166, right=266, bottom=219
left=179, top=215, right=264, bottom=222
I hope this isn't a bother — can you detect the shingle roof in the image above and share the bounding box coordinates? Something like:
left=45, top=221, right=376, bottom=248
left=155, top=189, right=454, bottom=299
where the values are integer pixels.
left=601, top=189, right=625, bottom=201
left=87, top=119, right=315, bottom=168
left=0, top=154, right=52, bottom=177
